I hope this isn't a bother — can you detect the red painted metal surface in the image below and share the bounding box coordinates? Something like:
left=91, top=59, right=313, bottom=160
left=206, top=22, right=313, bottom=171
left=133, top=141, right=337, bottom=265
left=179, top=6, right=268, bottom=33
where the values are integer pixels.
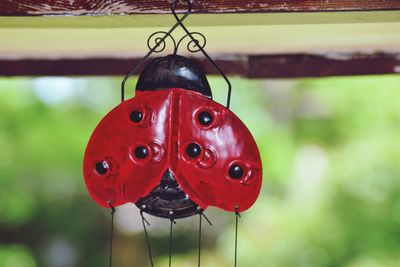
left=83, top=90, right=171, bottom=208
left=83, top=88, right=262, bottom=212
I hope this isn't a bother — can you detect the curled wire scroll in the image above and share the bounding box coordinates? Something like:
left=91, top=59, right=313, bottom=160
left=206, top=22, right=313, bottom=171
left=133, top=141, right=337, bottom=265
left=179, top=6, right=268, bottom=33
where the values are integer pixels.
left=176, top=32, right=206, bottom=53
left=121, top=0, right=232, bottom=109
left=145, top=31, right=206, bottom=55
left=147, top=31, right=177, bottom=54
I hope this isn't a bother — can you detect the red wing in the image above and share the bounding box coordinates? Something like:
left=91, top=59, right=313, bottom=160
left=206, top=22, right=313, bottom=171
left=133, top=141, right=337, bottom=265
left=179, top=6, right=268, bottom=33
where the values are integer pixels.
left=83, top=91, right=171, bottom=208
left=173, top=90, right=262, bottom=212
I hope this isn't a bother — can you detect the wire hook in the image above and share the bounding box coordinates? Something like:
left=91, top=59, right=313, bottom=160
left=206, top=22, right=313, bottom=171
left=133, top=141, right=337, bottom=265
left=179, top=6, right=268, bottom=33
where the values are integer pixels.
left=120, top=0, right=192, bottom=102
left=120, top=0, right=232, bottom=109
left=171, top=0, right=232, bottom=109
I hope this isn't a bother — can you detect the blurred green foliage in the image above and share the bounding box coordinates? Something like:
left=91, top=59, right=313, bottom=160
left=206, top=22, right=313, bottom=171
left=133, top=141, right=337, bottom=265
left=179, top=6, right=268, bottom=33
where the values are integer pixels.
left=0, top=75, right=400, bottom=267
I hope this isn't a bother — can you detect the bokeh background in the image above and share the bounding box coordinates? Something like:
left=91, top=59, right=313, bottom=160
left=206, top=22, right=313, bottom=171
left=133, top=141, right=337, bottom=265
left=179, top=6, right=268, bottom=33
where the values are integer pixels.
left=1, top=75, right=400, bottom=267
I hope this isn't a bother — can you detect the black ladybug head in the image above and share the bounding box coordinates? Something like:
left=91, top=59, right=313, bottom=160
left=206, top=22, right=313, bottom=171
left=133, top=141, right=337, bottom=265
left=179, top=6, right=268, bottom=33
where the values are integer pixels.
left=136, top=54, right=212, bottom=98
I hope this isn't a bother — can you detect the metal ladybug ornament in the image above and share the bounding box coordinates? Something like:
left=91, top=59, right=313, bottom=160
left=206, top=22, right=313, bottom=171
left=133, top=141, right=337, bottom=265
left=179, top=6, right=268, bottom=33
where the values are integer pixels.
left=82, top=1, right=263, bottom=266
left=84, top=54, right=262, bottom=217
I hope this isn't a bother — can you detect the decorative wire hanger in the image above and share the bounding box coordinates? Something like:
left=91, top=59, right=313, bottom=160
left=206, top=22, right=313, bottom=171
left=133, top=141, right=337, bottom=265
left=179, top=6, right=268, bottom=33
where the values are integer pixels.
left=120, top=0, right=232, bottom=109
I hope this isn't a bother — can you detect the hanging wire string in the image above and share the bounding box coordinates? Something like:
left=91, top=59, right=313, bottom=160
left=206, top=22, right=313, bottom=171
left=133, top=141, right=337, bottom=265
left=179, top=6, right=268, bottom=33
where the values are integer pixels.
left=197, top=213, right=202, bottom=267
left=140, top=210, right=154, bottom=267
left=234, top=207, right=241, bottom=267
left=108, top=202, right=116, bottom=267
left=168, top=212, right=176, bottom=267
left=201, top=212, right=213, bottom=226
left=197, top=209, right=213, bottom=267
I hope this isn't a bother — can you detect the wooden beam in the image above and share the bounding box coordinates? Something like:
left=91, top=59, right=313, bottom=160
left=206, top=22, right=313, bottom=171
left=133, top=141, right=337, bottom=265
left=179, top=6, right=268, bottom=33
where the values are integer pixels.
left=1, top=53, right=399, bottom=78
left=247, top=53, right=400, bottom=78
left=1, top=0, right=400, bottom=16
left=2, top=12, right=400, bottom=29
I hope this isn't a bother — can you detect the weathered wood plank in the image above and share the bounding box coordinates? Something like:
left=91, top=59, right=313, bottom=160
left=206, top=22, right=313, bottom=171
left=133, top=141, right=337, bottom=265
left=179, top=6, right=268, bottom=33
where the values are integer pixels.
left=1, top=53, right=399, bottom=78
left=0, top=57, right=247, bottom=76
left=1, top=0, right=400, bottom=16
left=2, top=12, right=400, bottom=29
left=247, top=53, right=400, bottom=78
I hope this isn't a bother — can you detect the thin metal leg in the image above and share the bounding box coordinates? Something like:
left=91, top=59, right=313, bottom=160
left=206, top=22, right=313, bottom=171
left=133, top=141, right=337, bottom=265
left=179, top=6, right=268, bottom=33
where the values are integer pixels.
left=108, top=203, right=116, bottom=267
left=168, top=211, right=176, bottom=267
left=140, top=210, right=154, bottom=267
left=234, top=207, right=241, bottom=267
left=197, top=213, right=202, bottom=267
